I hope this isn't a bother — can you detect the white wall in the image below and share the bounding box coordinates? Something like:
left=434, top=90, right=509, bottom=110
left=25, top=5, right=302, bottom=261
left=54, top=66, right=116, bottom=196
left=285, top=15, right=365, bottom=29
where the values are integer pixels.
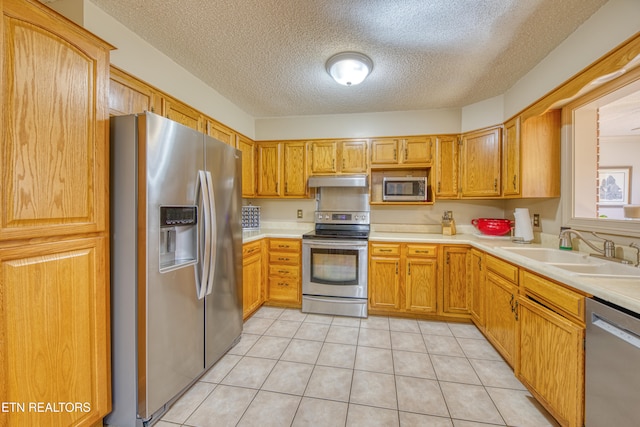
left=49, top=0, right=256, bottom=138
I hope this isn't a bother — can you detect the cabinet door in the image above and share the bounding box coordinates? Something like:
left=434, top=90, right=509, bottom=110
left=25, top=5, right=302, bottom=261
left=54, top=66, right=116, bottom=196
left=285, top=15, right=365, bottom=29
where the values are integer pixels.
left=403, top=136, right=433, bottom=164
left=237, top=135, right=256, bottom=197
left=460, top=127, right=501, bottom=197
left=341, top=140, right=368, bottom=173
left=0, top=238, right=110, bottom=427
left=441, top=246, right=470, bottom=316
left=484, top=271, right=518, bottom=366
left=257, top=143, right=281, bottom=196
left=283, top=142, right=308, bottom=197
left=469, top=248, right=485, bottom=328
left=164, top=97, right=203, bottom=131
left=310, top=141, right=338, bottom=173
left=2, top=0, right=111, bottom=241
left=206, top=119, right=235, bottom=146
left=369, top=256, right=401, bottom=312
left=370, top=138, right=400, bottom=165
left=242, top=241, right=263, bottom=319
left=435, top=136, right=459, bottom=198
left=109, top=66, right=161, bottom=116
left=502, top=117, right=521, bottom=197
left=405, top=257, right=438, bottom=313
left=518, top=297, right=584, bottom=427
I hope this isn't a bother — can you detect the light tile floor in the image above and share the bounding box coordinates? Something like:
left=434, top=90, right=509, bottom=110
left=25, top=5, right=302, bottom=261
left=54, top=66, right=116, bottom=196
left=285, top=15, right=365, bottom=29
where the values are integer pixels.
left=157, top=307, right=559, bottom=427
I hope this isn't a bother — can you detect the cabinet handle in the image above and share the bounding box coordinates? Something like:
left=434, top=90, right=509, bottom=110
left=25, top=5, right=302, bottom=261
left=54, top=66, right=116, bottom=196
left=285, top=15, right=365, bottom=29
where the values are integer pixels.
left=332, top=159, right=335, bottom=169
left=285, top=182, right=288, bottom=193
left=278, top=282, right=288, bottom=287
left=379, top=249, right=392, bottom=252
left=415, top=250, right=429, bottom=254
left=278, top=245, right=289, bottom=248
left=494, top=178, right=498, bottom=191
left=478, top=257, right=482, bottom=271
left=393, top=148, right=397, bottom=161
left=437, top=182, right=441, bottom=193
left=395, top=261, right=398, bottom=275
left=514, top=300, right=519, bottom=321
left=512, top=175, right=517, bottom=190
left=408, top=262, right=411, bottom=275
left=278, top=270, right=289, bottom=275
left=446, top=253, right=450, bottom=264
left=278, top=257, right=290, bottom=261
left=510, top=294, right=515, bottom=311
left=404, top=148, right=408, bottom=161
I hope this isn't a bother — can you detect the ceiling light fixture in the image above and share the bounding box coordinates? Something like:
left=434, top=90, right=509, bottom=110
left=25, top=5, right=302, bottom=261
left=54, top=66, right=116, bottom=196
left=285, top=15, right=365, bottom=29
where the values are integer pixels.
left=326, top=52, right=373, bottom=86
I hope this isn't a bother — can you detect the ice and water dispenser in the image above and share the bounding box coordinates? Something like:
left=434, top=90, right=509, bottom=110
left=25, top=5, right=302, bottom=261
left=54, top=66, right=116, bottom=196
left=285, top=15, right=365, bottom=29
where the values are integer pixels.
left=159, top=206, right=198, bottom=271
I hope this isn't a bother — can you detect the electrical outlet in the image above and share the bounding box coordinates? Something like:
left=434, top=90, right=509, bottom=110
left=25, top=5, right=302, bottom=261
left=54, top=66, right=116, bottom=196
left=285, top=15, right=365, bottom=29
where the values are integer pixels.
left=297, top=209, right=303, bottom=219
left=533, top=213, right=540, bottom=228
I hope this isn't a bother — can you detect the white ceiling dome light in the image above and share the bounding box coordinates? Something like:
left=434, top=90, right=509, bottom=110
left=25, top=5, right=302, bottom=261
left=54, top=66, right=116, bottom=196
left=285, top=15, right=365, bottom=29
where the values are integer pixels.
left=326, top=52, right=373, bottom=86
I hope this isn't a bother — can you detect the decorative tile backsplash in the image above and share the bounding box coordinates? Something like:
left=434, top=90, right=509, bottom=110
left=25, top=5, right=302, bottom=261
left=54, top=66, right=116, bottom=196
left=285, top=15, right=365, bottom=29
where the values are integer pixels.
left=241, top=206, right=260, bottom=230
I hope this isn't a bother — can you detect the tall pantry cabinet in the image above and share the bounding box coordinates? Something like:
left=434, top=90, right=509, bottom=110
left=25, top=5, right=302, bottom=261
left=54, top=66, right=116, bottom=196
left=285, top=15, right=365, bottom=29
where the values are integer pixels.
left=1, top=1, right=112, bottom=426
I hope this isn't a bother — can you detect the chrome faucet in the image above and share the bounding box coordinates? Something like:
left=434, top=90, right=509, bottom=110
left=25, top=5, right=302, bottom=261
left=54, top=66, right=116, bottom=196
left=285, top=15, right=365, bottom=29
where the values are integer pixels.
left=558, top=229, right=616, bottom=259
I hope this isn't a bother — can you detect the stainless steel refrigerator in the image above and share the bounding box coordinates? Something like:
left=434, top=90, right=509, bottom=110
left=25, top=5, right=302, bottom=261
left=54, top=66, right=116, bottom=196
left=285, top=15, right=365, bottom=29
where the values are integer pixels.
left=106, top=112, right=243, bottom=426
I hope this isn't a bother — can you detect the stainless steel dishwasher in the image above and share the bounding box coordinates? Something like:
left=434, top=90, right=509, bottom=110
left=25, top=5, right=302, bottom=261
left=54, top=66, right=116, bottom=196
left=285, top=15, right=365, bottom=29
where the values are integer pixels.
left=586, top=297, right=640, bottom=426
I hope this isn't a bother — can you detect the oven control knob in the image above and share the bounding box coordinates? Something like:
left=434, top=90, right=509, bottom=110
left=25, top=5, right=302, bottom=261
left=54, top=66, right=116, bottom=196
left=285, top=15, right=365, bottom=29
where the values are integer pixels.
left=355, top=215, right=360, bottom=220
left=317, top=214, right=323, bottom=220
left=324, top=214, right=330, bottom=220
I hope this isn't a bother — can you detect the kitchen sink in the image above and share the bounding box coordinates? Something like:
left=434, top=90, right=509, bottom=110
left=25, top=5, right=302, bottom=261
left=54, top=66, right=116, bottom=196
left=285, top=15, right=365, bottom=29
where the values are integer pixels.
left=553, top=262, right=640, bottom=278
left=499, top=247, right=595, bottom=264
left=500, top=246, right=640, bottom=278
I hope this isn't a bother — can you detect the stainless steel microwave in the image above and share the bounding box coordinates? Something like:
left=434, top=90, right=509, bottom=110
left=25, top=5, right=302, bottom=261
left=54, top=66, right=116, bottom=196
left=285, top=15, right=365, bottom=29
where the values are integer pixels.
left=382, top=176, right=428, bottom=201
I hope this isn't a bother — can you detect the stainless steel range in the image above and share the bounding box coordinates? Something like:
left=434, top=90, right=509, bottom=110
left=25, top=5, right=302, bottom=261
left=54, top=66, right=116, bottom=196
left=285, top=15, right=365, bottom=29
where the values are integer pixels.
left=302, top=175, right=370, bottom=318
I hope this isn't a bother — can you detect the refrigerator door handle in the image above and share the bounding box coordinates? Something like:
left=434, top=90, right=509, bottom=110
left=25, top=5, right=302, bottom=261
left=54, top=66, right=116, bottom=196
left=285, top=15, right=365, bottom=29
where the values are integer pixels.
left=196, top=170, right=212, bottom=300
left=205, top=170, right=217, bottom=296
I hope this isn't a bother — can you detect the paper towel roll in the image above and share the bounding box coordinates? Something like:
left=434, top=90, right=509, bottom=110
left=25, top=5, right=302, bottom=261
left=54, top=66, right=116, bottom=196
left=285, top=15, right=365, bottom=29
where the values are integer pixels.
left=514, top=208, right=534, bottom=242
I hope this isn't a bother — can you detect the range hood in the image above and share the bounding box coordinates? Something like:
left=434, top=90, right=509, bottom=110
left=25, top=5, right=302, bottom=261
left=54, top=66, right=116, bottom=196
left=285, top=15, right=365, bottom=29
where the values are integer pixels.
left=308, top=174, right=368, bottom=188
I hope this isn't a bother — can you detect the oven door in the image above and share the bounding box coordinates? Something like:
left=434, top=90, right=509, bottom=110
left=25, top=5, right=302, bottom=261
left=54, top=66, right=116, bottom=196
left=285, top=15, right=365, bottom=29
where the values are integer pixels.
left=302, top=239, right=368, bottom=299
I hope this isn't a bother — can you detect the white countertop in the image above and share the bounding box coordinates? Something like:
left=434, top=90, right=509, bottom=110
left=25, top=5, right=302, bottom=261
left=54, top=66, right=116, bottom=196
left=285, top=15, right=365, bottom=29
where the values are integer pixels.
left=243, top=227, right=640, bottom=314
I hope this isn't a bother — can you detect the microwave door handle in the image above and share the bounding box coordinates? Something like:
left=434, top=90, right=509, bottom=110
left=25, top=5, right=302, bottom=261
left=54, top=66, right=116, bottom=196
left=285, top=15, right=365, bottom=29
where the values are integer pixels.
left=204, top=171, right=217, bottom=297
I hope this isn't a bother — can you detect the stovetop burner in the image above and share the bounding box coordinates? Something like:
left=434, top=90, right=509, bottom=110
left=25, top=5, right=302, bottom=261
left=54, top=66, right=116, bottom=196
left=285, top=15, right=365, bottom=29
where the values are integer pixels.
left=304, top=210, right=370, bottom=240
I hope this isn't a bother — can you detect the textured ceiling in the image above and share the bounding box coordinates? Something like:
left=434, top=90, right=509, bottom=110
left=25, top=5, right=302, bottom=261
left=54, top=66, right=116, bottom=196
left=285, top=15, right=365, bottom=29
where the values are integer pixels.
left=84, top=0, right=608, bottom=118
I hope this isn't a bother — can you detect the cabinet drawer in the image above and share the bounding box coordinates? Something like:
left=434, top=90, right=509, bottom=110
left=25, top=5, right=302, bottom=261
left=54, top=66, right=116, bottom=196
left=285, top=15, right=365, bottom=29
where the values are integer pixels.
left=370, top=243, right=401, bottom=256
left=520, top=270, right=585, bottom=322
left=243, top=241, right=262, bottom=257
left=269, top=264, right=299, bottom=278
left=269, top=239, right=301, bottom=252
left=486, top=255, right=518, bottom=283
left=268, top=276, right=300, bottom=301
left=406, top=244, right=437, bottom=257
left=269, top=252, right=299, bottom=265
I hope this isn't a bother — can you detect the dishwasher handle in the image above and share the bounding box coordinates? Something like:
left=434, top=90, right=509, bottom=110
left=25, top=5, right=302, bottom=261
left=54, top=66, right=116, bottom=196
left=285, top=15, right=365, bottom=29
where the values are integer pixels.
left=592, top=313, right=640, bottom=349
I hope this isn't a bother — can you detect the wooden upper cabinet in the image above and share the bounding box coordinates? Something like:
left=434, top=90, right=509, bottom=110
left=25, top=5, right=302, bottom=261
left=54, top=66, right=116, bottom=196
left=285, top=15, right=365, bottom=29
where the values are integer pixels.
left=256, top=143, right=281, bottom=196
left=1, top=0, right=112, bottom=241
left=282, top=142, right=308, bottom=197
left=371, top=137, right=433, bottom=166
left=310, top=140, right=367, bottom=174
left=109, top=66, right=161, bottom=116
left=502, top=110, right=561, bottom=199
left=237, top=135, right=256, bottom=197
left=164, top=96, right=203, bottom=132
left=460, top=126, right=501, bottom=197
left=206, top=119, right=235, bottom=146
left=435, top=135, right=460, bottom=199
left=341, top=140, right=368, bottom=172
left=502, top=117, right=521, bottom=197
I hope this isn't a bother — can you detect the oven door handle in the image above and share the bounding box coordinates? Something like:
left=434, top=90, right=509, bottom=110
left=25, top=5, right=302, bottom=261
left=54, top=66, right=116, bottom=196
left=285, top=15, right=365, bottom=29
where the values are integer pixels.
left=303, top=296, right=366, bottom=304
left=304, top=240, right=367, bottom=248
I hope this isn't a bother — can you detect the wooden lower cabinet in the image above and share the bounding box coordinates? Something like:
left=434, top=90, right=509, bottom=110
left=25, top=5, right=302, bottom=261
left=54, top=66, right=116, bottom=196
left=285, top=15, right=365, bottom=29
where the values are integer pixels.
left=0, top=238, right=110, bottom=427
left=440, top=246, right=470, bottom=317
left=484, top=271, right=518, bottom=366
left=242, top=240, right=264, bottom=319
left=469, top=248, right=485, bottom=328
left=265, top=239, right=301, bottom=306
left=517, top=297, right=584, bottom=427
left=369, top=242, right=437, bottom=315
